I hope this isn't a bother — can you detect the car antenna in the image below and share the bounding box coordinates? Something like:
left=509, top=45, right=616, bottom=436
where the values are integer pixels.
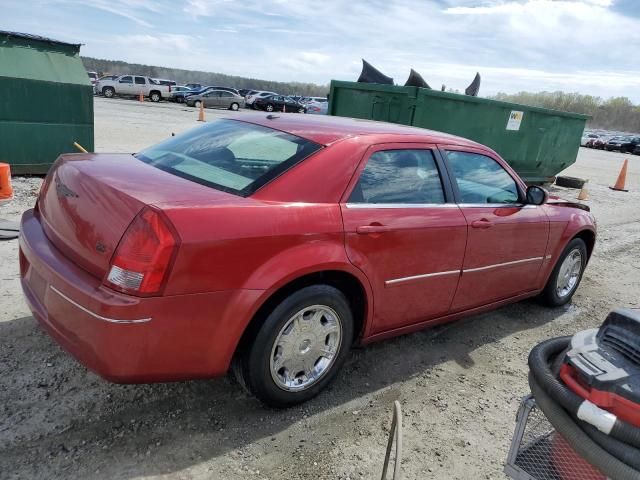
left=266, top=114, right=280, bottom=120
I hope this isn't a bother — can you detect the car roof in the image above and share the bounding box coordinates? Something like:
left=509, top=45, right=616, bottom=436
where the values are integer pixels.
left=235, top=113, right=486, bottom=147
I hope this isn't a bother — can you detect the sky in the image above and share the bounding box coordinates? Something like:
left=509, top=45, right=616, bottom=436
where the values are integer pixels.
left=3, top=0, right=640, bottom=101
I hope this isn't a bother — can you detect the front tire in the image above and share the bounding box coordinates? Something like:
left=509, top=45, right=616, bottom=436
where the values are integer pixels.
left=539, top=238, right=587, bottom=307
left=230, top=102, right=239, bottom=111
left=235, top=285, right=353, bottom=407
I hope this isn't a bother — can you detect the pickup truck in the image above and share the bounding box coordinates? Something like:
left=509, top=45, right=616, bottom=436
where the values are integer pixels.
left=96, top=75, right=171, bottom=102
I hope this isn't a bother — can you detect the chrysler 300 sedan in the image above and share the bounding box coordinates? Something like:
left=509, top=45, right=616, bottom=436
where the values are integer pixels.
left=20, top=114, right=596, bottom=407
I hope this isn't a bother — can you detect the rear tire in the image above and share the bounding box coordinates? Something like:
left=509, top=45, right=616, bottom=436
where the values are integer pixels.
left=235, top=285, right=353, bottom=407
left=265, top=104, right=274, bottom=112
left=150, top=91, right=161, bottom=102
left=539, top=238, right=587, bottom=307
left=103, top=87, right=115, bottom=98
left=194, top=100, right=202, bottom=108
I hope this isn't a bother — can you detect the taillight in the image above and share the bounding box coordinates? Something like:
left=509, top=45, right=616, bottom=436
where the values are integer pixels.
left=105, top=207, right=179, bottom=296
left=168, top=85, right=172, bottom=93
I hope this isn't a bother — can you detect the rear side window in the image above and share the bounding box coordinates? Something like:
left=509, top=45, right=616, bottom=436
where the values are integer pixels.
left=445, top=151, right=519, bottom=204
left=135, top=119, right=322, bottom=196
left=135, top=77, right=146, bottom=85
left=349, top=149, right=445, bottom=204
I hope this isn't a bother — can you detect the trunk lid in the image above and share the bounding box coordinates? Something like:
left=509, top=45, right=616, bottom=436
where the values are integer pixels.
left=39, top=153, right=239, bottom=278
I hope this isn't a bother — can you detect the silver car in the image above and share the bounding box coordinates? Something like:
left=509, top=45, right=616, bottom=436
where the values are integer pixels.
left=186, top=89, right=245, bottom=111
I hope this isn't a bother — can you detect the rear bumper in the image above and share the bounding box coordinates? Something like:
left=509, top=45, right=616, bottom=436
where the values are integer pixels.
left=19, top=209, right=265, bottom=383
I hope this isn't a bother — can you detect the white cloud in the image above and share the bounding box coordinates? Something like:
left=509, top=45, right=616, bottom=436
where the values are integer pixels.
left=3, top=0, right=640, bottom=101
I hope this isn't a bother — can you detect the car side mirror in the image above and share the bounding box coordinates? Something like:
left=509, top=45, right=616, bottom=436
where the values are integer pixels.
left=526, top=185, right=548, bottom=205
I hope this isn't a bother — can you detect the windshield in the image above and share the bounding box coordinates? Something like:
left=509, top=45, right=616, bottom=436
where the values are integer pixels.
left=135, top=119, right=322, bottom=196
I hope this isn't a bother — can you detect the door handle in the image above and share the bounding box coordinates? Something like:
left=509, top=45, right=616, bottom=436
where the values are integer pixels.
left=356, top=225, right=391, bottom=234
left=471, top=219, right=493, bottom=229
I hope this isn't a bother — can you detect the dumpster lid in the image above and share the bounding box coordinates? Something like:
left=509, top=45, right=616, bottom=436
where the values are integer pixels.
left=0, top=30, right=81, bottom=49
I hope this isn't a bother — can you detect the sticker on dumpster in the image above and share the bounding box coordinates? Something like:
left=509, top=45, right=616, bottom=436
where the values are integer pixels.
left=506, top=111, right=524, bottom=131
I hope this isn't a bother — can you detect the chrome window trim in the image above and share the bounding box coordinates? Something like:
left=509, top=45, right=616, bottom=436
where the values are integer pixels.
left=463, top=256, right=543, bottom=273
left=345, top=203, right=459, bottom=209
left=457, top=203, right=537, bottom=209
left=345, top=203, right=536, bottom=209
left=385, top=269, right=460, bottom=286
left=50, top=286, right=152, bottom=324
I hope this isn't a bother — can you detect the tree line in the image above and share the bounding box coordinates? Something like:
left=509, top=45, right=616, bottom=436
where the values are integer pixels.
left=490, top=91, right=640, bottom=133
left=82, top=57, right=329, bottom=97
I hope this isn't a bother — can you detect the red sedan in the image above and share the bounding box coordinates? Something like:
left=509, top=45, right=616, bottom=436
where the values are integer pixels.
left=20, top=114, right=596, bottom=406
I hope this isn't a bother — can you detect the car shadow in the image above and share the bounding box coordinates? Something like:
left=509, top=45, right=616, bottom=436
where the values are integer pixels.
left=0, top=299, right=566, bottom=479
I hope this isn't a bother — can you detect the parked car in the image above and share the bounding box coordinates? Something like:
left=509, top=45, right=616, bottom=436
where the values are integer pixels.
left=246, top=91, right=278, bottom=108
left=208, top=86, right=240, bottom=96
left=307, top=97, right=328, bottom=104
left=152, top=78, right=177, bottom=87
left=87, top=71, right=98, bottom=93
left=580, top=133, right=600, bottom=146
left=618, top=136, right=640, bottom=153
left=97, top=75, right=119, bottom=82
left=592, top=136, right=610, bottom=150
left=171, top=87, right=204, bottom=103
left=305, top=100, right=328, bottom=115
left=169, top=86, right=193, bottom=102
left=605, top=136, right=640, bottom=153
left=20, top=114, right=596, bottom=407
left=254, top=95, right=306, bottom=113
left=96, top=75, right=171, bottom=102
left=186, top=89, right=245, bottom=110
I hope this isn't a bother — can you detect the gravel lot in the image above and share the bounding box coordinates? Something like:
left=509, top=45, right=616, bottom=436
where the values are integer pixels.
left=1, top=97, right=639, bottom=480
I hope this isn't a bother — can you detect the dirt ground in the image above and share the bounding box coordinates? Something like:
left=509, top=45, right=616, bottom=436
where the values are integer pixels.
left=1, top=97, right=639, bottom=480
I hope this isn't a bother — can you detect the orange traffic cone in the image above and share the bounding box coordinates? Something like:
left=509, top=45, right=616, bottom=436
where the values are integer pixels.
left=610, top=159, right=629, bottom=192
left=0, top=163, right=14, bottom=201
left=139, top=91, right=144, bottom=102
left=577, top=180, right=589, bottom=201
left=197, top=101, right=205, bottom=122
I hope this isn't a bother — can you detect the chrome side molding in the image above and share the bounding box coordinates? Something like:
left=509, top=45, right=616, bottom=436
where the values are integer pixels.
left=50, top=286, right=152, bottom=324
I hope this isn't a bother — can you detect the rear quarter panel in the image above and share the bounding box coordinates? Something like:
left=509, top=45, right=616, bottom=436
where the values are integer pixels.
left=162, top=202, right=354, bottom=294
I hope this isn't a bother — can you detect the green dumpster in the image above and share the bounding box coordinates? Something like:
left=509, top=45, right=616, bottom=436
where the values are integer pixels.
left=328, top=80, right=588, bottom=183
left=0, top=31, right=94, bottom=174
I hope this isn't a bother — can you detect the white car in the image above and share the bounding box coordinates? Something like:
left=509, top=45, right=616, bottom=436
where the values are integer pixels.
left=580, top=133, right=600, bottom=146
left=246, top=91, right=278, bottom=108
left=87, top=71, right=98, bottom=94
left=305, top=100, right=328, bottom=115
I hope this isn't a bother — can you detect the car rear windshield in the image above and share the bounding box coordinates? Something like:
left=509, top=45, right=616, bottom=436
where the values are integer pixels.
left=135, top=119, right=322, bottom=196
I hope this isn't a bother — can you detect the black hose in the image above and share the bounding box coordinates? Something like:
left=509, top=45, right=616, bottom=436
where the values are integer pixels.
left=581, top=422, right=640, bottom=471
left=529, top=373, right=640, bottom=480
left=528, top=337, right=640, bottom=450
